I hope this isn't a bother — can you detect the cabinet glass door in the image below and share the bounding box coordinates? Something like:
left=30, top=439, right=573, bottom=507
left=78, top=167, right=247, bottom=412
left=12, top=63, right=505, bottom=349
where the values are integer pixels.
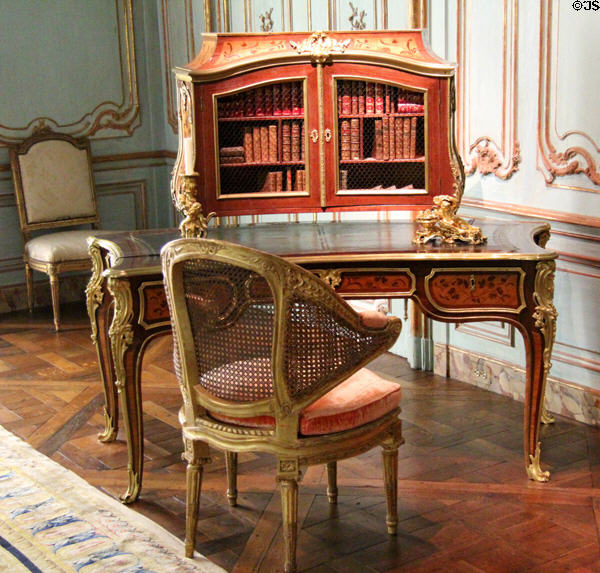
left=335, top=78, right=426, bottom=195
left=214, top=79, right=309, bottom=198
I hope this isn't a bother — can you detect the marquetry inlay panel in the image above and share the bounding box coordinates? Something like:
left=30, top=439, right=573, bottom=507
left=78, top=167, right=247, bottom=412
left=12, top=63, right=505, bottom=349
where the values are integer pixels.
left=425, top=268, right=525, bottom=313
left=138, top=282, right=169, bottom=329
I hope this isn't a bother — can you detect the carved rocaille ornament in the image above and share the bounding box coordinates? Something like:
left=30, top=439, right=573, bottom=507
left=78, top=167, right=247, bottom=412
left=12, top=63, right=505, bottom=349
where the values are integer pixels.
left=289, top=32, right=351, bottom=64
left=414, top=195, right=486, bottom=245
left=177, top=175, right=216, bottom=238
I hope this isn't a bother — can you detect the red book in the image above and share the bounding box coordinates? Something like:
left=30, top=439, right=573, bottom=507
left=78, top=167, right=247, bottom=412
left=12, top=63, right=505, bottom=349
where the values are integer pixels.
left=358, top=82, right=365, bottom=115
left=255, top=87, right=264, bottom=116
left=341, top=81, right=351, bottom=115
left=350, top=118, right=360, bottom=160
left=340, top=119, right=351, bottom=160
left=395, top=117, right=403, bottom=158
left=351, top=82, right=358, bottom=115
left=402, top=117, right=410, bottom=158
left=384, top=85, right=391, bottom=115
left=291, top=121, right=300, bottom=161
left=245, top=91, right=254, bottom=116
left=273, top=84, right=281, bottom=116
left=281, top=83, right=291, bottom=116
left=292, top=83, right=301, bottom=116
left=365, top=83, right=374, bottom=114
left=389, top=116, right=396, bottom=160
left=375, top=83, right=384, bottom=115
left=264, top=85, right=273, bottom=116
left=382, top=116, right=389, bottom=160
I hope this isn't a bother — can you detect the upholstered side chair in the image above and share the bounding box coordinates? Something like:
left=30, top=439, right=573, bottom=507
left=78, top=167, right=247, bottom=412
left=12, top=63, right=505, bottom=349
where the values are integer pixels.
left=162, top=238, right=404, bottom=573
left=10, top=129, right=103, bottom=331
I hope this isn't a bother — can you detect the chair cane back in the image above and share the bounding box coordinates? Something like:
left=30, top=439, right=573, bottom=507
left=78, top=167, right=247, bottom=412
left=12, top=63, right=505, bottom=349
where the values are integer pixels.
left=10, top=129, right=100, bottom=330
left=162, top=238, right=404, bottom=573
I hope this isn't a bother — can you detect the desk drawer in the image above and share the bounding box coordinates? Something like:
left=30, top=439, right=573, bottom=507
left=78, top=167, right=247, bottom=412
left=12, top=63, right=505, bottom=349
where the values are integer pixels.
left=424, top=268, right=525, bottom=313
left=315, top=269, right=415, bottom=296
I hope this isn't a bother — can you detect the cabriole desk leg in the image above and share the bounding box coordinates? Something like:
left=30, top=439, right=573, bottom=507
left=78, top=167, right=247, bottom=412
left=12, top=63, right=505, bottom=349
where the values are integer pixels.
left=523, top=261, right=557, bottom=482
left=107, top=276, right=144, bottom=504
left=86, top=242, right=118, bottom=443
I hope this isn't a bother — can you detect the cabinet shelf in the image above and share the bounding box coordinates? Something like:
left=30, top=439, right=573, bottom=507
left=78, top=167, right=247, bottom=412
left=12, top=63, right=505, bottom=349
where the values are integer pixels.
left=338, top=113, right=424, bottom=119
left=340, top=157, right=425, bottom=164
left=218, top=115, right=304, bottom=122
left=220, top=161, right=305, bottom=168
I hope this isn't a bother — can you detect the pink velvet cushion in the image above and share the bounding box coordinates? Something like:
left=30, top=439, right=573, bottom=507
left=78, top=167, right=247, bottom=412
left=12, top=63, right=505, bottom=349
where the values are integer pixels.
left=209, top=368, right=401, bottom=436
left=359, top=310, right=390, bottom=329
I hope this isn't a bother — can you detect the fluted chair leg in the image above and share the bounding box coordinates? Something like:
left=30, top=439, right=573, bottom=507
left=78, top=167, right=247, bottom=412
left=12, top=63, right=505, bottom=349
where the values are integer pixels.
left=225, top=451, right=238, bottom=506
left=184, top=440, right=211, bottom=559
left=49, top=270, right=60, bottom=331
left=279, top=477, right=299, bottom=573
left=381, top=443, right=399, bottom=535
left=25, top=263, right=34, bottom=313
left=326, top=461, right=338, bottom=504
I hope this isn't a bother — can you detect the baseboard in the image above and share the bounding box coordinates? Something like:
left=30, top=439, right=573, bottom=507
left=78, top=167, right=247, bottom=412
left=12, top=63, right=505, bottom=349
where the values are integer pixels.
left=434, top=343, right=600, bottom=427
left=0, top=276, right=88, bottom=314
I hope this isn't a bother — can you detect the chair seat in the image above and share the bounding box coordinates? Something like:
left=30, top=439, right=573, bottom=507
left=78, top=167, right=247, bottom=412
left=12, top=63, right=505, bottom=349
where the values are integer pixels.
left=209, top=367, right=402, bottom=436
left=25, top=229, right=115, bottom=264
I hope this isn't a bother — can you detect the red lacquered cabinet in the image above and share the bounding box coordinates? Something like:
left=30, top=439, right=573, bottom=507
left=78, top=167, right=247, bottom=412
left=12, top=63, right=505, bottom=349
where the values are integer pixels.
left=173, top=30, right=461, bottom=217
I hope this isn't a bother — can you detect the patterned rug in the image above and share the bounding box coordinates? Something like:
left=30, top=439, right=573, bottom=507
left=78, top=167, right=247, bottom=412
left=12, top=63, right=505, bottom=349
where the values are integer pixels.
left=0, top=425, right=224, bottom=572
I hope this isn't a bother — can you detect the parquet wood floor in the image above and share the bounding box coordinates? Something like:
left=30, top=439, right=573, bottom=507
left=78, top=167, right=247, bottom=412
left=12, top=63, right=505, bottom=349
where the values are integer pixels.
left=2, top=303, right=600, bottom=572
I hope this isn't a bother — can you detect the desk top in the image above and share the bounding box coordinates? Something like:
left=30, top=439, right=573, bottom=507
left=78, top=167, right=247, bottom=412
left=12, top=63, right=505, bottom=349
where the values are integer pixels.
left=93, top=220, right=556, bottom=279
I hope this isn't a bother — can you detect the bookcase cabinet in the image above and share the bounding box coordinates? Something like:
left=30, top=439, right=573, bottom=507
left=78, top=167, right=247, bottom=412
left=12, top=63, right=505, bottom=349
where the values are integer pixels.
left=174, top=31, right=461, bottom=217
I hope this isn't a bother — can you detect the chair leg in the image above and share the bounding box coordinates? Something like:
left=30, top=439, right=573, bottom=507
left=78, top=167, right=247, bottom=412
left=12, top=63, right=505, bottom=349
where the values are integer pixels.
left=279, top=477, right=299, bottom=573
left=381, top=443, right=399, bottom=535
left=24, top=263, right=34, bottom=313
left=326, top=461, right=338, bottom=504
left=49, top=270, right=60, bottom=331
left=225, top=451, right=238, bottom=506
left=184, top=439, right=211, bottom=558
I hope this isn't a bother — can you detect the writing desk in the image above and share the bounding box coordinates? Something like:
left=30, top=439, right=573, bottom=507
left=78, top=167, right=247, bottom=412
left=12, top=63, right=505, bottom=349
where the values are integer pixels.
left=86, top=220, right=557, bottom=503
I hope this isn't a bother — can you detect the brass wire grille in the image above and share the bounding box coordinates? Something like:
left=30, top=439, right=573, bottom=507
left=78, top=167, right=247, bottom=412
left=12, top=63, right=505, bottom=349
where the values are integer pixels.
left=336, top=79, right=425, bottom=193
left=216, top=81, right=306, bottom=195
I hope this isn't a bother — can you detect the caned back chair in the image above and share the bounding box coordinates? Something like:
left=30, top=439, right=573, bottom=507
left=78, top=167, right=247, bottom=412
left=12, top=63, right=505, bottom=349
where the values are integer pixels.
left=10, top=129, right=101, bottom=331
left=162, top=238, right=404, bottom=573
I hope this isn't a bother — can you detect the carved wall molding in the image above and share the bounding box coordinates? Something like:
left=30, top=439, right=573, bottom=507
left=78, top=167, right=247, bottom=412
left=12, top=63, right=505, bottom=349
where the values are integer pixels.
left=457, top=0, right=520, bottom=179
left=96, top=180, right=148, bottom=229
left=0, top=0, right=139, bottom=144
left=161, top=0, right=197, bottom=134
left=537, top=0, right=600, bottom=190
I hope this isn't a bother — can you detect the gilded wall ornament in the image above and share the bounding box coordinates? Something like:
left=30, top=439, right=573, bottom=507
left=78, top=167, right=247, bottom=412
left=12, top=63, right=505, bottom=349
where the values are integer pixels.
left=259, top=8, right=274, bottom=32
left=348, top=2, right=366, bottom=30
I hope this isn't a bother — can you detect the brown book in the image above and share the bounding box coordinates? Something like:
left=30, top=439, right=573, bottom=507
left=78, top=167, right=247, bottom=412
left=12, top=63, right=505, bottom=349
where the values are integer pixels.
left=375, top=83, right=384, bottom=115
left=300, top=122, right=305, bottom=160
left=252, top=126, right=261, bottom=162
left=374, top=119, right=383, bottom=159
left=350, top=118, right=360, bottom=160
left=260, top=126, right=269, bottom=162
left=351, top=81, right=358, bottom=115
left=286, top=168, right=292, bottom=191
left=273, top=84, right=281, bottom=116
left=365, top=83, right=374, bottom=114
left=382, top=116, right=389, bottom=160
left=339, top=169, right=348, bottom=190
left=340, top=119, right=351, bottom=161
left=282, top=122, right=291, bottom=161
left=291, top=122, right=300, bottom=161
left=410, top=116, right=417, bottom=158
left=298, top=169, right=305, bottom=190
left=220, top=156, right=245, bottom=164
left=243, top=127, right=253, bottom=163
left=268, top=125, right=278, bottom=162
left=264, top=85, right=273, bottom=116
left=402, top=117, right=410, bottom=158
left=255, top=87, right=264, bottom=116
left=275, top=171, right=283, bottom=191
left=389, top=116, right=396, bottom=160
left=281, top=83, right=291, bottom=116
left=261, top=171, right=273, bottom=192
left=219, top=146, right=245, bottom=157
left=395, top=117, right=403, bottom=158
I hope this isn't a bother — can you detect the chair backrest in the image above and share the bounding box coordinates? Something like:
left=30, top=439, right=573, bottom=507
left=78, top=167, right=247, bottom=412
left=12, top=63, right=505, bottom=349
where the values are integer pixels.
left=10, top=130, right=99, bottom=239
left=162, top=238, right=401, bottom=436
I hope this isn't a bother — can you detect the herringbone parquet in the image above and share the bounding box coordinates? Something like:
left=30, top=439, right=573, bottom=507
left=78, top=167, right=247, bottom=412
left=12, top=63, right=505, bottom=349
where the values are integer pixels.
left=1, top=302, right=600, bottom=572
